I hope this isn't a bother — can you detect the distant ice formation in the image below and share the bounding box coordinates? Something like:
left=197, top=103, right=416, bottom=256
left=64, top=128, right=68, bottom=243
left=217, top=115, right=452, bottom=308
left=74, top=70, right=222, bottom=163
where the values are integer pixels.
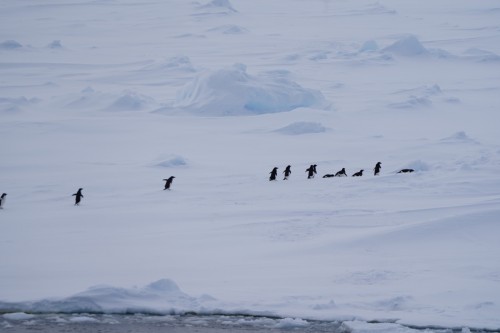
left=141, top=56, right=196, bottom=73
left=274, top=122, right=329, bottom=135
left=157, top=64, right=328, bottom=116
left=154, top=155, right=188, bottom=168
left=195, top=0, right=237, bottom=15
left=0, top=40, right=23, bottom=50
left=47, top=40, right=63, bottom=49
left=106, top=91, right=153, bottom=111
left=382, top=35, right=428, bottom=57
left=207, top=24, right=248, bottom=34
left=0, top=279, right=199, bottom=314
left=440, top=131, right=479, bottom=144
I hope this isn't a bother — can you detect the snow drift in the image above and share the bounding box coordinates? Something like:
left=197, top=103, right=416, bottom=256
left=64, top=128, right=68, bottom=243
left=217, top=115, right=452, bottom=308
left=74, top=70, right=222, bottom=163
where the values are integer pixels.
left=156, top=64, right=328, bottom=116
left=274, top=122, right=330, bottom=135
left=0, top=279, right=199, bottom=315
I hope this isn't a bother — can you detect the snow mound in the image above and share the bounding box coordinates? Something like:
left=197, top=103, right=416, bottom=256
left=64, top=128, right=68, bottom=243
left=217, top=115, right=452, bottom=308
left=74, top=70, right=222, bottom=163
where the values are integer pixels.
left=157, top=64, right=327, bottom=116
left=383, top=35, right=428, bottom=57
left=463, top=48, right=500, bottom=62
left=65, top=87, right=106, bottom=109
left=141, top=56, right=196, bottom=72
left=207, top=24, right=248, bottom=34
left=339, top=320, right=420, bottom=332
left=388, top=96, right=432, bottom=109
left=106, top=91, right=153, bottom=111
left=47, top=40, right=63, bottom=49
left=393, top=84, right=442, bottom=97
left=0, top=279, right=200, bottom=315
left=153, top=155, right=188, bottom=168
left=388, top=84, right=457, bottom=109
left=196, top=0, right=237, bottom=15
left=2, top=313, right=35, bottom=321
left=275, top=318, right=309, bottom=328
left=0, top=40, right=23, bottom=50
left=440, top=131, right=479, bottom=144
left=274, top=122, right=329, bottom=135
left=359, top=40, right=379, bottom=53
left=0, top=96, right=38, bottom=113
left=346, top=3, right=397, bottom=16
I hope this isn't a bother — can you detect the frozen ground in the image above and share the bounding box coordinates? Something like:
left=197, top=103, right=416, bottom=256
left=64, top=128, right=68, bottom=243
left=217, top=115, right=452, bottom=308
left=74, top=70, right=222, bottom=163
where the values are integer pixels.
left=1, top=0, right=500, bottom=332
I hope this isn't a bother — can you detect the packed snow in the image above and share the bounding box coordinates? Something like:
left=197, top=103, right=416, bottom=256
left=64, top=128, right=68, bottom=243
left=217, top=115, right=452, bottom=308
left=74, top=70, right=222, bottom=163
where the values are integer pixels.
left=1, top=0, right=500, bottom=332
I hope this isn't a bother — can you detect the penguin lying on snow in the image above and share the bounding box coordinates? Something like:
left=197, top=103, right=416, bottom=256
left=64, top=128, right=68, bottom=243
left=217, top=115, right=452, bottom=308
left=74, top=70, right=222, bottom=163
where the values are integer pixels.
left=352, top=169, right=363, bottom=177
left=0, top=193, right=6, bottom=209
left=398, top=168, right=414, bottom=173
left=335, top=168, right=347, bottom=177
left=72, top=188, right=83, bottom=206
left=163, top=176, right=176, bottom=190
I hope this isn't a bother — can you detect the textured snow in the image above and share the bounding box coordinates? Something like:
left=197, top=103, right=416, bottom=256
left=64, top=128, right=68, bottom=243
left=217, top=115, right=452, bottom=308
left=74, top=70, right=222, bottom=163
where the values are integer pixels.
left=1, top=0, right=500, bottom=332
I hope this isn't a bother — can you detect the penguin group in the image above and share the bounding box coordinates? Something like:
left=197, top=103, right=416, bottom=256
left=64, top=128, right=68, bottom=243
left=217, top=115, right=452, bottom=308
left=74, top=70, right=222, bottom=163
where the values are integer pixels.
left=268, top=162, right=414, bottom=181
left=1, top=162, right=416, bottom=209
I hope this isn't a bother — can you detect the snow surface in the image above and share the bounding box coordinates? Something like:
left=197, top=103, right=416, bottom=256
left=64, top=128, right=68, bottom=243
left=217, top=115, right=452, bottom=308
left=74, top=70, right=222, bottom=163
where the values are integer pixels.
left=1, top=0, right=500, bottom=331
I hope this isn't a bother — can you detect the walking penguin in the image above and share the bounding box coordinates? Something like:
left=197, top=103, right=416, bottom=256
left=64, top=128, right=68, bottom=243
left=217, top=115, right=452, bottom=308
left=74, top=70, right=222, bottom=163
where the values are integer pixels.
left=0, top=193, right=6, bottom=209
left=306, top=165, right=315, bottom=179
left=374, top=162, right=382, bottom=176
left=283, top=165, right=292, bottom=180
left=72, top=188, right=83, bottom=206
left=163, top=176, right=176, bottom=190
left=269, top=167, right=278, bottom=181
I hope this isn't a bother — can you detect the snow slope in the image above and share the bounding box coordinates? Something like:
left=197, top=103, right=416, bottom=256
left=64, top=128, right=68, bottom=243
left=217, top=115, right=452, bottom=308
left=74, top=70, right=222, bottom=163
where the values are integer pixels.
left=1, top=0, right=500, bottom=331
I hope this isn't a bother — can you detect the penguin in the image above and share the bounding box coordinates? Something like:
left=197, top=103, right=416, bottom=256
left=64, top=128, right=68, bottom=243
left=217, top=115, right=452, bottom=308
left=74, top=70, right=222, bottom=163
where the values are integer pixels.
left=335, top=168, right=347, bottom=177
left=0, top=193, right=6, bottom=209
left=72, top=188, right=83, bottom=206
left=398, top=168, right=414, bottom=174
left=374, top=162, right=382, bottom=176
left=352, top=169, right=364, bottom=177
left=306, top=165, right=315, bottom=179
left=269, top=167, right=278, bottom=181
left=322, top=174, right=335, bottom=178
left=163, top=176, right=175, bottom=190
left=283, top=165, right=292, bottom=180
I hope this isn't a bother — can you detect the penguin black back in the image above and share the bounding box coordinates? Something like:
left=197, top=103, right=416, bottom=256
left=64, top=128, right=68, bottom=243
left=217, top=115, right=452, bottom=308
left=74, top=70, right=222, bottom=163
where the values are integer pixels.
left=72, top=188, right=83, bottom=206
left=269, top=167, right=278, bottom=181
left=352, top=169, right=364, bottom=177
left=306, top=165, right=315, bottom=179
left=335, top=168, right=347, bottom=177
left=374, top=162, right=382, bottom=176
left=0, top=193, right=6, bottom=209
left=283, top=165, right=291, bottom=180
left=163, top=176, right=175, bottom=190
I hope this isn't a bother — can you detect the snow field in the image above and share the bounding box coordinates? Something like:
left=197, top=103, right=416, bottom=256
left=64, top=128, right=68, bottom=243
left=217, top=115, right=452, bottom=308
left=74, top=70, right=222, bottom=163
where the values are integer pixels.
left=1, top=0, right=500, bottom=331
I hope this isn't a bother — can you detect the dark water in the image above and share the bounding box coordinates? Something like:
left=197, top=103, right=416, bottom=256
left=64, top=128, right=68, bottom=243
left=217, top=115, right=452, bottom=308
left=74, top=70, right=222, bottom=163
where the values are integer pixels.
left=2, top=313, right=497, bottom=333
left=1, top=313, right=343, bottom=333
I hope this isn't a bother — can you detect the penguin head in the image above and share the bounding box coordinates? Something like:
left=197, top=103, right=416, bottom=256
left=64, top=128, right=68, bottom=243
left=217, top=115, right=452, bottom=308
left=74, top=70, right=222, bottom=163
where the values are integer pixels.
left=1, top=193, right=6, bottom=198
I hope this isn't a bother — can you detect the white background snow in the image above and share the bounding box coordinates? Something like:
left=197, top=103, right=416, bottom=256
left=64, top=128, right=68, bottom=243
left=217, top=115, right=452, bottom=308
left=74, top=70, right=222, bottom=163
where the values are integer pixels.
left=1, top=0, right=500, bottom=331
